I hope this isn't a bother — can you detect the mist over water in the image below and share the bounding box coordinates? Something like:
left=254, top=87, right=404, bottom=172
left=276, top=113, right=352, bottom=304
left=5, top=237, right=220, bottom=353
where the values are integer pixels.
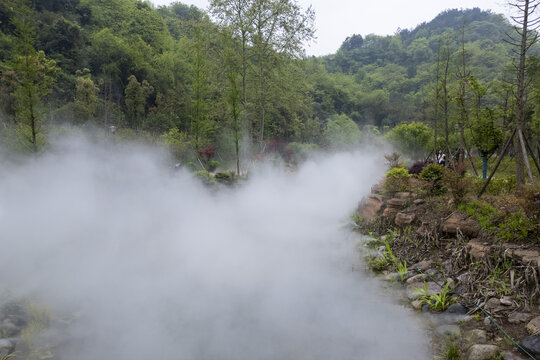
left=0, top=137, right=430, bottom=359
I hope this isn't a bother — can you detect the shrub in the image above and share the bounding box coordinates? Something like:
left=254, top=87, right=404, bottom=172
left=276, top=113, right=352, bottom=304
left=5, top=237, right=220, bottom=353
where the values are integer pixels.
left=471, top=176, right=516, bottom=196
left=194, top=170, right=216, bottom=185
left=214, top=171, right=235, bottom=185
left=384, top=152, right=403, bottom=169
left=408, top=161, right=427, bottom=175
left=384, top=167, right=410, bottom=194
left=419, top=164, right=445, bottom=195
left=443, top=162, right=471, bottom=204
left=497, top=212, right=535, bottom=242
left=458, top=200, right=497, bottom=231
left=207, top=160, right=220, bottom=172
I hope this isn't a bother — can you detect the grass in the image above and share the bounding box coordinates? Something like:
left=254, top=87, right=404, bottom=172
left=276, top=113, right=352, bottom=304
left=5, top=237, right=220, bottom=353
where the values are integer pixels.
left=414, top=281, right=456, bottom=312
left=441, top=340, right=460, bottom=360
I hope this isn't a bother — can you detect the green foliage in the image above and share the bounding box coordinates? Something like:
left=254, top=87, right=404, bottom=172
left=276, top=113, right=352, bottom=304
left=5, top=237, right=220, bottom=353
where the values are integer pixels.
left=414, top=282, right=455, bottom=311
left=442, top=340, right=460, bottom=360
left=458, top=200, right=496, bottom=230
left=207, top=159, right=220, bottom=172
left=420, top=164, right=446, bottom=195
left=384, top=167, right=411, bottom=194
left=323, top=114, right=361, bottom=149
left=496, top=212, right=535, bottom=242
left=471, top=176, right=516, bottom=195
left=161, top=128, right=192, bottom=161
left=384, top=122, right=432, bottom=161
left=194, top=170, right=216, bottom=185
left=443, top=163, right=471, bottom=204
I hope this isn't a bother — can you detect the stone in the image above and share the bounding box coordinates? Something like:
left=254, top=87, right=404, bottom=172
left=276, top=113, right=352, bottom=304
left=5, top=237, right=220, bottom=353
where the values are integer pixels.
left=371, top=183, right=384, bottom=194
left=445, top=303, right=468, bottom=315
left=464, top=329, right=487, bottom=345
left=411, top=300, right=423, bottom=310
left=406, top=281, right=442, bottom=300
left=434, top=324, right=461, bottom=339
left=384, top=271, right=412, bottom=282
left=484, top=316, right=496, bottom=332
left=0, top=319, right=21, bottom=337
left=410, top=260, right=433, bottom=271
left=519, top=336, right=540, bottom=359
left=467, top=241, right=491, bottom=260
left=484, top=297, right=501, bottom=310
left=466, top=344, right=499, bottom=360
left=502, top=351, right=528, bottom=360
left=381, top=207, right=399, bottom=220
left=386, top=198, right=406, bottom=208
left=504, top=247, right=540, bottom=265
left=457, top=272, right=469, bottom=283
left=0, top=338, right=16, bottom=356
left=413, top=198, right=425, bottom=205
left=406, top=273, right=428, bottom=284
left=357, top=194, right=384, bottom=221
left=526, top=316, right=540, bottom=335
left=500, top=296, right=513, bottom=306
left=508, top=312, right=534, bottom=325
left=395, top=192, right=412, bottom=199
left=442, top=212, right=480, bottom=237
left=395, top=212, right=415, bottom=227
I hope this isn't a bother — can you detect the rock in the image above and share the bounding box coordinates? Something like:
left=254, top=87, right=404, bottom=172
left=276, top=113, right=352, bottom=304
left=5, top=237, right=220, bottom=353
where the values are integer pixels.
left=519, top=336, right=540, bottom=358
left=504, top=246, right=540, bottom=265
left=467, top=240, right=491, bottom=260
left=395, top=192, right=412, bottom=200
left=484, top=298, right=500, bottom=311
left=413, top=198, right=425, bottom=205
left=446, top=278, right=456, bottom=289
left=526, top=316, right=540, bottom=335
left=410, top=260, right=433, bottom=271
left=416, top=221, right=430, bottom=236
left=442, top=260, right=452, bottom=273
left=381, top=207, right=399, bottom=220
left=508, top=312, right=534, bottom=324
left=386, top=198, right=406, bottom=208
left=0, top=338, right=16, bottom=356
left=357, top=194, right=384, bottom=221
left=411, top=300, right=423, bottom=310
left=442, top=212, right=480, bottom=237
left=445, top=303, right=468, bottom=315
left=466, top=344, right=499, bottom=360
left=464, top=329, right=487, bottom=345
left=406, top=281, right=442, bottom=300
left=0, top=319, right=21, bottom=337
left=384, top=271, right=412, bottom=282
left=434, top=324, right=461, bottom=339
left=502, top=351, right=528, bottom=360
left=406, top=273, right=428, bottom=284
left=457, top=272, right=469, bottom=283
left=500, top=296, right=513, bottom=306
left=484, top=316, right=496, bottom=332
left=371, top=183, right=384, bottom=194
left=395, top=212, right=415, bottom=227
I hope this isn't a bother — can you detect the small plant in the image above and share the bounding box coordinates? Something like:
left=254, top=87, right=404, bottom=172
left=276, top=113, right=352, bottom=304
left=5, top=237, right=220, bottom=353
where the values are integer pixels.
left=207, top=160, right=220, bottom=172
left=414, top=281, right=455, bottom=312
left=397, top=260, right=408, bottom=281
left=194, top=170, right=216, bottom=185
left=442, top=340, right=460, bottom=360
left=384, top=167, right=411, bottom=194
left=384, top=152, right=403, bottom=169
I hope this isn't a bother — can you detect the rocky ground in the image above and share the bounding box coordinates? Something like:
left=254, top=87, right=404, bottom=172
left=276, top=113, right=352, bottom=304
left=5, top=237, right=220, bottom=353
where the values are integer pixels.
left=356, top=183, right=540, bottom=360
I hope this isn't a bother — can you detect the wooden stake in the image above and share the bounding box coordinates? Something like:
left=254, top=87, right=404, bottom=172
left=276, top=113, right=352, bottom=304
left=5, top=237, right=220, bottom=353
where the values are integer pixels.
left=518, top=129, right=535, bottom=185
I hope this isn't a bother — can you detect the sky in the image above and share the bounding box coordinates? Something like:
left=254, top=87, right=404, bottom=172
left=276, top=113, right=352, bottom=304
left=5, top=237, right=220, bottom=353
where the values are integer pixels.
left=150, top=0, right=513, bottom=56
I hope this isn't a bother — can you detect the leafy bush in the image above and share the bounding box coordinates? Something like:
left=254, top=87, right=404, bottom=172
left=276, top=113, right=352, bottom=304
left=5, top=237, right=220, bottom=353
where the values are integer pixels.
left=207, top=160, right=220, bottom=172
left=384, top=152, right=404, bottom=169
left=214, top=171, right=235, bottom=185
left=471, top=176, right=516, bottom=195
left=443, top=162, right=471, bottom=204
left=458, top=200, right=497, bottom=231
left=194, top=170, right=216, bottom=185
left=384, top=167, right=410, bottom=194
left=419, top=164, right=445, bottom=194
left=408, top=161, right=427, bottom=175
left=384, top=122, right=432, bottom=160
left=497, top=212, right=535, bottom=242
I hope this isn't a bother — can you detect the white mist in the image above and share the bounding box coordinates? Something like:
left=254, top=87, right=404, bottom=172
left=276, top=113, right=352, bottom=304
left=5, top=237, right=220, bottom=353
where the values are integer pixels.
left=0, top=137, right=430, bottom=359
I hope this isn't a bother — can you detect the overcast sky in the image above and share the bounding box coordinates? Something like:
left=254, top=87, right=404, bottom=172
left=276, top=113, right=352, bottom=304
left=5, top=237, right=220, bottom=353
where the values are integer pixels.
left=150, top=0, right=513, bottom=56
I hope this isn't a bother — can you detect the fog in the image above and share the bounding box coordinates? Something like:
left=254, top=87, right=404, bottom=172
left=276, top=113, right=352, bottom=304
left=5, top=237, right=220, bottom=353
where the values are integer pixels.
left=0, top=137, right=430, bottom=359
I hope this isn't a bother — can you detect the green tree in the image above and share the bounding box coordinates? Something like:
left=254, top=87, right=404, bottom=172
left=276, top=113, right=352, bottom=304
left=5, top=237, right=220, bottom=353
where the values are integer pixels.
left=471, top=108, right=503, bottom=178
left=11, top=0, right=57, bottom=153
left=124, top=74, right=153, bottom=130
left=74, top=69, right=99, bottom=122
left=385, top=122, right=432, bottom=160
left=323, top=114, right=361, bottom=149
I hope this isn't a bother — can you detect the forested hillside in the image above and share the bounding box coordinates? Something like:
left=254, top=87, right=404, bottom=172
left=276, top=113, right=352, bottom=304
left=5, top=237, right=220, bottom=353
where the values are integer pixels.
left=1, top=0, right=539, bottom=171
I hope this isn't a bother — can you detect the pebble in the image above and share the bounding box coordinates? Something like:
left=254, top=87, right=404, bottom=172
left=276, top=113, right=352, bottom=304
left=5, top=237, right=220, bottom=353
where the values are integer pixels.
left=406, top=273, right=427, bottom=284
left=500, top=296, right=513, bottom=306
left=464, top=329, right=487, bottom=346
left=445, top=303, right=468, bottom=315
left=0, top=338, right=16, bottom=356
left=507, top=312, right=533, bottom=325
